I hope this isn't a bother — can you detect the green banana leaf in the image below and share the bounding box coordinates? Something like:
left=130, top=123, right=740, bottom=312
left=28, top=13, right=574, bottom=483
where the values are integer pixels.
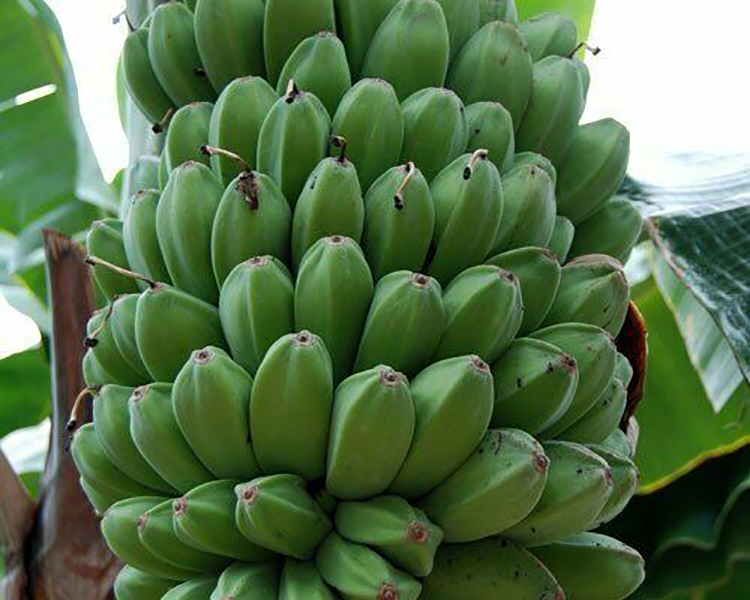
left=0, top=347, right=50, bottom=438
left=518, top=0, right=597, bottom=40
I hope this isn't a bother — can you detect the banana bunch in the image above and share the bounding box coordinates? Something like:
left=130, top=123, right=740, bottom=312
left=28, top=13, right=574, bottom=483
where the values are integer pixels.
left=84, top=0, right=649, bottom=597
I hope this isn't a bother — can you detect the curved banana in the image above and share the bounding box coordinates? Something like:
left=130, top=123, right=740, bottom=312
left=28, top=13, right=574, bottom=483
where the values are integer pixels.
left=437, top=0, right=481, bottom=60
left=478, top=0, right=519, bottom=26
left=512, top=150, right=557, bottom=183
left=279, top=559, right=337, bottom=599
left=113, top=565, right=175, bottom=600
left=123, top=189, right=172, bottom=284
left=465, top=101, right=515, bottom=174
left=110, top=294, right=151, bottom=380
left=519, top=12, right=578, bottom=61
left=163, top=102, right=213, bottom=174
left=211, top=562, right=280, bottom=599
left=560, top=377, right=628, bottom=445
left=87, top=219, right=140, bottom=299
left=333, top=0, right=400, bottom=77
left=587, top=446, right=639, bottom=528
left=548, top=215, right=575, bottom=263
left=162, top=576, right=219, bottom=599
left=569, top=197, right=643, bottom=264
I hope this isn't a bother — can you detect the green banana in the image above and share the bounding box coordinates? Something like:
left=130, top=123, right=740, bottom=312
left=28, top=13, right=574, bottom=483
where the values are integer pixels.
left=173, top=347, right=261, bottom=479
left=92, top=385, right=176, bottom=494
left=543, top=255, right=630, bottom=336
left=478, top=0, right=518, bottom=26
left=120, top=155, right=161, bottom=219
left=135, top=283, right=227, bottom=382
left=400, top=87, right=468, bottom=182
left=114, top=565, right=175, bottom=600
left=280, top=559, right=337, bottom=600
left=587, top=446, right=638, bottom=528
left=418, top=429, right=548, bottom=542
left=516, top=55, right=586, bottom=165
left=148, top=2, right=216, bottom=106
left=502, top=441, right=613, bottom=547
left=520, top=12, right=578, bottom=61
left=614, top=352, right=634, bottom=387
left=556, top=118, right=631, bottom=224
left=465, top=101, right=515, bottom=174
left=421, top=538, right=563, bottom=599
left=158, top=150, right=169, bottom=191
left=121, top=27, right=175, bottom=124
left=164, top=102, right=213, bottom=174
left=569, top=197, right=643, bottom=264
left=295, top=236, right=374, bottom=383
left=333, top=0, right=400, bottom=77
left=326, top=366, right=415, bottom=499
left=486, top=246, right=561, bottom=335
left=250, top=331, right=334, bottom=479
left=316, top=533, right=422, bottom=599
left=86, top=307, right=146, bottom=386
left=447, top=21, right=532, bottom=127
left=276, top=32, right=352, bottom=117
left=129, top=383, right=214, bottom=493
left=331, top=78, right=404, bottom=191
left=124, top=0, right=150, bottom=29
left=157, top=162, right=222, bottom=304
left=110, top=294, right=151, bottom=381
left=428, top=151, right=504, bottom=285
left=354, top=271, right=445, bottom=376
left=218, top=256, right=295, bottom=375
left=531, top=323, right=617, bottom=438
left=491, top=163, right=556, bottom=254
left=291, top=146, right=365, bottom=270
left=336, top=495, right=444, bottom=577
left=601, top=427, right=635, bottom=460
left=139, top=499, right=231, bottom=573
left=194, top=0, right=265, bottom=93
left=264, top=0, right=337, bottom=87
left=512, top=150, right=557, bottom=182
left=434, top=265, right=523, bottom=363
left=235, top=474, right=333, bottom=559
left=361, top=163, right=435, bottom=280
left=574, top=55, right=592, bottom=98
left=173, top=480, right=275, bottom=562
left=548, top=215, right=575, bottom=263
left=123, top=189, right=172, bottom=284
left=162, top=576, right=219, bottom=599
left=80, top=477, right=120, bottom=515
left=560, top=377, right=627, bottom=445
left=532, top=533, right=645, bottom=600
left=86, top=219, right=140, bottom=299
left=360, top=0, right=450, bottom=101
left=256, top=83, right=331, bottom=206
left=83, top=349, right=116, bottom=387
left=207, top=77, right=278, bottom=186
left=389, top=355, right=494, bottom=499
left=437, top=0, right=480, bottom=60
left=211, top=562, right=280, bottom=599
left=211, top=171, right=292, bottom=287
left=490, top=338, right=578, bottom=435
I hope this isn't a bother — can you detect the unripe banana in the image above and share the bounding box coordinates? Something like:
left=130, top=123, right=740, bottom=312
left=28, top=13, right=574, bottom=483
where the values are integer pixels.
left=478, top=0, right=518, bottom=26
left=121, top=27, right=175, bottom=124
left=556, top=118, right=631, bottom=224
left=361, top=0, right=450, bottom=101
left=291, top=148, right=365, bottom=269
left=531, top=323, right=617, bottom=438
left=520, top=12, right=578, bottom=61
left=136, top=283, right=227, bottom=382
left=490, top=338, right=578, bottom=435
left=162, top=576, right=219, bottom=599
left=120, top=155, right=161, bottom=219
left=148, top=3, right=216, bottom=106
left=156, top=161, right=222, bottom=304
left=491, top=163, right=556, bottom=254
left=173, top=347, right=261, bottom=479
left=361, top=163, right=435, bottom=280
left=614, top=352, right=634, bottom=387
left=422, top=538, right=563, bottom=599
left=548, top=215, right=575, bottom=263
left=173, top=480, right=275, bottom=562
left=486, top=246, right=561, bottom=335
left=316, top=533, right=422, bottom=599
left=264, top=0, right=337, bottom=87
left=336, top=495, right=444, bottom=577
left=560, top=377, right=627, bottom=445
left=512, top=150, right=557, bottom=182
left=276, top=32, right=352, bottom=117
left=83, top=349, right=116, bottom=387
left=114, top=565, right=175, bottom=600
left=86, top=308, right=146, bottom=387
left=419, top=429, right=548, bottom=542
left=123, top=190, right=172, bottom=284
left=158, top=151, right=169, bottom=191
left=437, top=0, right=481, bottom=60
left=129, top=383, right=214, bottom=493
left=448, top=21, right=532, bottom=127
left=218, top=256, right=294, bottom=375
left=532, top=533, right=645, bottom=600
left=295, top=237, right=374, bottom=383
left=428, top=151, right=504, bottom=285
left=207, top=77, right=278, bottom=186
left=389, top=355, right=494, bottom=499
left=334, top=0, right=399, bottom=77
left=235, top=474, right=333, bottom=559
left=400, top=87, right=468, bottom=182
left=280, top=559, right=337, bottom=600
left=516, top=55, right=586, bottom=165
left=211, top=171, right=292, bottom=286
left=543, top=255, right=630, bottom=336
left=194, top=0, right=265, bottom=93
left=80, top=477, right=120, bottom=515
left=465, top=101, right=515, bottom=174
left=434, top=265, right=523, bottom=363
left=211, top=562, right=280, bottom=600
left=250, top=331, right=334, bottom=479
left=164, top=102, right=213, bottom=174
left=326, top=366, right=415, bottom=500
left=601, top=427, right=635, bottom=460
left=574, top=56, right=592, bottom=98
left=87, top=219, right=140, bottom=299
left=569, top=197, right=643, bottom=264
left=256, top=84, right=331, bottom=206
left=502, top=440, right=614, bottom=547
left=354, top=271, right=445, bottom=376
left=110, top=294, right=151, bottom=381
left=587, top=446, right=638, bottom=528
left=331, top=78, right=404, bottom=191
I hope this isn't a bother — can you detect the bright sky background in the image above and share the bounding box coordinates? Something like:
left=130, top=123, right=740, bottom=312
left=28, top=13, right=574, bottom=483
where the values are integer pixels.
left=1, top=0, right=750, bottom=359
